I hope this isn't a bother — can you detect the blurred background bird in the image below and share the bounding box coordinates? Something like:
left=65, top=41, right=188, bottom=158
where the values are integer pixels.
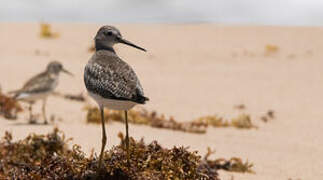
left=9, top=61, right=73, bottom=124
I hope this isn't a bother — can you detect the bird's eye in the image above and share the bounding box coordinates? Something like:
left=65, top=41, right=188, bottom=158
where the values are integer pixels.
left=105, top=31, right=113, bottom=36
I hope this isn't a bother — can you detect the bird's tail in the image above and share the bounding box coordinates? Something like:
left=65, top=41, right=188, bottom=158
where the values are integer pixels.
left=137, top=95, right=149, bottom=104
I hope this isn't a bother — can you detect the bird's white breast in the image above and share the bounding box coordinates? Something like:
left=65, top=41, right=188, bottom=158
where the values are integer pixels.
left=88, top=91, right=137, bottom=110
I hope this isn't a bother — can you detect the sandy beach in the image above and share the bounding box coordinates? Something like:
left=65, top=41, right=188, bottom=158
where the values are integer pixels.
left=0, top=23, right=322, bottom=179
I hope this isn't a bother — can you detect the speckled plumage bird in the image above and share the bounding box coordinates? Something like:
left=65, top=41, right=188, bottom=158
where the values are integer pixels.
left=10, top=61, right=72, bottom=124
left=84, top=25, right=148, bottom=169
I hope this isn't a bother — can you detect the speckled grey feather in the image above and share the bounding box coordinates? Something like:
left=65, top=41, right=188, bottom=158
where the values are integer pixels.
left=16, top=72, right=58, bottom=95
left=84, top=50, right=148, bottom=104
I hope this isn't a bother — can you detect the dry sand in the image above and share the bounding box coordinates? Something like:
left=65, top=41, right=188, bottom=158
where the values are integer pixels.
left=0, top=23, right=323, bottom=179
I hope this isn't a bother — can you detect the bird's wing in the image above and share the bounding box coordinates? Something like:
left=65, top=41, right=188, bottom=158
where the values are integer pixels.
left=85, top=55, right=148, bottom=104
left=18, top=72, right=56, bottom=94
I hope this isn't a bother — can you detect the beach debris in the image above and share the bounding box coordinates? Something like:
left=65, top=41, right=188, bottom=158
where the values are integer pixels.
left=193, top=113, right=257, bottom=129
left=260, top=110, right=275, bottom=123
left=194, top=115, right=229, bottom=127
left=260, top=116, right=268, bottom=123
left=86, top=107, right=108, bottom=124
left=86, top=107, right=208, bottom=134
left=62, top=93, right=85, bottom=102
left=0, top=91, right=22, bottom=120
left=0, top=129, right=253, bottom=179
left=234, top=104, right=246, bottom=110
left=86, top=106, right=258, bottom=131
left=210, top=158, right=254, bottom=173
left=264, top=44, right=279, bottom=56
left=202, top=147, right=254, bottom=174
left=40, top=23, right=59, bottom=38
left=267, top=110, right=275, bottom=119
left=53, top=92, right=85, bottom=102
left=231, top=114, right=257, bottom=129
left=0, top=129, right=225, bottom=179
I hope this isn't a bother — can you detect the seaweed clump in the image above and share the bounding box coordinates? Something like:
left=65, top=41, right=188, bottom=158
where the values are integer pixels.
left=193, top=115, right=229, bottom=128
left=202, top=148, right=254, bottom=174
left=0, top=91, right=22, bottom=119
left=0, top=129, right=220, bottom=179
left=86, top=107, right=208, bottom=134
left=0, top=128, right=70, bottom=178
left=86, top=107, right=258, bottom=132
left=194, top=113, right=257, bottom=129
left=231, top=114, right=257, bottom=129
left=0, top=129, right=254, bottom=179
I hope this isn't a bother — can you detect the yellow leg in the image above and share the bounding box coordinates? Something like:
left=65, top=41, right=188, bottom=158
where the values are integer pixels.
left=98, top=107, right=107, bottom=169
left=125, top=110, right=130, bottom=166
left=42, top=98, right=48, bottom=124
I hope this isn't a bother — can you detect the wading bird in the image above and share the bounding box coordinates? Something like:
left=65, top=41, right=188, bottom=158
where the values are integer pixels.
left=84, top=25, right=148, bottom=169
left=10, top=61, right=72, bottom=124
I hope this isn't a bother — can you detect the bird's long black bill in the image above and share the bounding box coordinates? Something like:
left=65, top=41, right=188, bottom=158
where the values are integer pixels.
left=119, top=38, right=146, bottom=52
left=62, top=68, right=73, bottom=76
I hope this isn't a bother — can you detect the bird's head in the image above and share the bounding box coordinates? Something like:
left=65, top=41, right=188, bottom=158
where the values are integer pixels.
left=94, top=25, right=146, bottom=52
left=47, top=61, right=73, bottom=76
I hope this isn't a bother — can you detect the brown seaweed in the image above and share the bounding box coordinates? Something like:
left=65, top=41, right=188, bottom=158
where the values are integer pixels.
left=0, top=129, right=254, bottom=179
left=86, top=107, right=208, bottom=134
left=0, top=91, right=23, bottom=120
left=0, top=129, right=221, bottom=179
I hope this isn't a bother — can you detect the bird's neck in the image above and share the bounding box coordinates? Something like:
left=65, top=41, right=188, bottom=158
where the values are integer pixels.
left=95, top=43, right=116, bottom=53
